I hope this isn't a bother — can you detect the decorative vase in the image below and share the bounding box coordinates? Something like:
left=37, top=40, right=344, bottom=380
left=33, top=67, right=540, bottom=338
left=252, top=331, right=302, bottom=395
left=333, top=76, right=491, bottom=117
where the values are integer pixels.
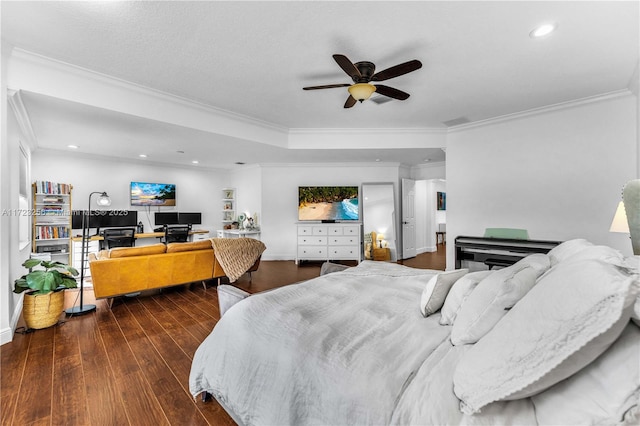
left=22, top=289, right=65, bottom=330
left=623, top=179, right=640, bottom=255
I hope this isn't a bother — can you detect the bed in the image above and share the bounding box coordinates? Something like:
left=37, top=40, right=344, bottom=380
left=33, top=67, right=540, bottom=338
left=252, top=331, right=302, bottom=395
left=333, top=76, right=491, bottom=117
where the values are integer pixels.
left=189, top=239, right=640, bottom=425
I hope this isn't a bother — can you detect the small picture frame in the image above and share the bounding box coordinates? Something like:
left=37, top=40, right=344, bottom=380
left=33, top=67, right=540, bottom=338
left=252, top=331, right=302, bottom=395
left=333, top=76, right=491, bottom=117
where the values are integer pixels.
left=224, top=190, right=234, bottom=199
left=223, top=202, right=233, bottom=210
left=437, top=192, right=446, bottom=211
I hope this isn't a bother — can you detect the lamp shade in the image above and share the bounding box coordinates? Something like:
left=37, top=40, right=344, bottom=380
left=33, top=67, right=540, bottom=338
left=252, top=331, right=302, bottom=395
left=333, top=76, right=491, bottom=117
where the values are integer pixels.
left=348, top=83, right=376, bottom=101
left=609, top=201, right=629, bottom=233
left=96, top=192, right=111, bottom=207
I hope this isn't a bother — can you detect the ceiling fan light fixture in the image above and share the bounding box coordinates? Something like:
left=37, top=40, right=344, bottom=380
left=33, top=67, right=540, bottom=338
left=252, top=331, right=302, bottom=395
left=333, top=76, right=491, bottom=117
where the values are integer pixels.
left=348, top=83, right=376, bottom=102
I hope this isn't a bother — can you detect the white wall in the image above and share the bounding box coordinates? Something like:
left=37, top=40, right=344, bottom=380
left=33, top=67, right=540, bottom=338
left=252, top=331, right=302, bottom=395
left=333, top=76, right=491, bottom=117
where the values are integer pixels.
left=31, top=150, right=223, bottom=234
left=446, top=94, right=637, bottom=269
left=228, top=165, right=262, bottom=229
left=260, top=163, right=401, bottom=260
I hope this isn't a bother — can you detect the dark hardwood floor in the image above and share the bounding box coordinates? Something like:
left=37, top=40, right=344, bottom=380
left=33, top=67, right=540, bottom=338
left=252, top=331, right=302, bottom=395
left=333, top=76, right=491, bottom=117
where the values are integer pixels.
left=1, top=250, right=445, bottom=426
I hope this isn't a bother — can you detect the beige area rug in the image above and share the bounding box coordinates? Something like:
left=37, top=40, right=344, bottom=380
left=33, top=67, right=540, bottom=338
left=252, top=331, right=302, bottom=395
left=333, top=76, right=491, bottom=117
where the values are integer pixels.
left=210, top=238, right=266, bottom=282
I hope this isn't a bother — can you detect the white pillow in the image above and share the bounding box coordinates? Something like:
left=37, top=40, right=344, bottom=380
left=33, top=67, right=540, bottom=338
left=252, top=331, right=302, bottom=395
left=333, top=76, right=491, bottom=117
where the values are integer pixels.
left=547, top=238, right=593, bottom=265
left=439, top=270, right=493, bottom=326
left=560, top=244, right=625, bottom=266
left=531, top=323, right=640, bottom=426
left=453, top=259, right=638, bottom=415
left=419, top=269, right=468, bottom=317
left=451, top=254, right=550, bottom=345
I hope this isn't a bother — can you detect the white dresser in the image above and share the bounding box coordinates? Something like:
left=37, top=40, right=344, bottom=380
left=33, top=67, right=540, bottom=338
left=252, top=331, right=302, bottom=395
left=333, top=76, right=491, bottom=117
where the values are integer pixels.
left=72, top=239, right=100, bottom=278
left=296, top=223, right=361, bottom=264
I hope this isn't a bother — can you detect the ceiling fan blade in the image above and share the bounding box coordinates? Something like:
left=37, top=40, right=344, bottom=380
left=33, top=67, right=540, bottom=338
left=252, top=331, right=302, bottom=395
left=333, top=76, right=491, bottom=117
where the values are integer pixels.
left=371, top=60, right=422, bottom=82
left=344, top=95, right=357, bottom=108
left=374, top=84, right=410, bottom=101
left=303, top=83, right=351, bottom=90
left=333, top=54, right=362, bottom=79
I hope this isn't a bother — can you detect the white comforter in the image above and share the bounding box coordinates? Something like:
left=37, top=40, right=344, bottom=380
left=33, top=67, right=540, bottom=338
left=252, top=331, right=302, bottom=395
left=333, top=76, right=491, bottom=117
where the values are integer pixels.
left=190, top=262, right=460, bottom=425
left=189, top=261, right=612, bottom=425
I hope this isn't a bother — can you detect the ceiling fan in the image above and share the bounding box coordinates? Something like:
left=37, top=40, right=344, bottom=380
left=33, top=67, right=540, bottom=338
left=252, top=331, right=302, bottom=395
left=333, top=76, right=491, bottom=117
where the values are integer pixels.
left=303, top=54, right=422, bottom=108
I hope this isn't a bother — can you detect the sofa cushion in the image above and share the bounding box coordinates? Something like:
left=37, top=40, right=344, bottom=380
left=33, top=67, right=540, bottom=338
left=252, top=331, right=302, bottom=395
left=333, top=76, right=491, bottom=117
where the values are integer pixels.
left=109, top=243, right=167, bottom=258
left=166, top=240, right=213, bottom=253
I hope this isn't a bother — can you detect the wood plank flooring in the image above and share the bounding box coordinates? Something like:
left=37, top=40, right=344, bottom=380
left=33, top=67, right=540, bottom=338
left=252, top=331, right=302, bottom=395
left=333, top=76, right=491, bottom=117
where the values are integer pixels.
left=1, top=251, right=445, bottom=426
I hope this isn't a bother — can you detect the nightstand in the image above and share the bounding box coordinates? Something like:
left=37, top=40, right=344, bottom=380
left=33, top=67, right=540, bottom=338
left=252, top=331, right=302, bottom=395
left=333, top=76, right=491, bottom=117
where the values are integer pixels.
left=372, top=247, right=391, bottom=261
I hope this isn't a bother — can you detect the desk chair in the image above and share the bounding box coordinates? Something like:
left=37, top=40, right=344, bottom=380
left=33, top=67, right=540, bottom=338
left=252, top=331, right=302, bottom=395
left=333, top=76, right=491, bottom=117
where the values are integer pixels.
left=163, top=224, right=191, bottom=244
left=102, top=228, right=136, bottom=250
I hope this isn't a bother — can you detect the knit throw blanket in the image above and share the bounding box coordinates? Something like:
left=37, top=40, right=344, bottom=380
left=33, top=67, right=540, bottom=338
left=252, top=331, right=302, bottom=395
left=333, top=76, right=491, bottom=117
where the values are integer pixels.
left=210, top=238, right=266, bottom=282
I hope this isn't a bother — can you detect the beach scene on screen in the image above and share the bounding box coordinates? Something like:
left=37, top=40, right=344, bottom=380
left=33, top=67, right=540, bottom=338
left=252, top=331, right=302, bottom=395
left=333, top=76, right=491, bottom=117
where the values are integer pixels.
left=298, top=186, right=359, bottom=221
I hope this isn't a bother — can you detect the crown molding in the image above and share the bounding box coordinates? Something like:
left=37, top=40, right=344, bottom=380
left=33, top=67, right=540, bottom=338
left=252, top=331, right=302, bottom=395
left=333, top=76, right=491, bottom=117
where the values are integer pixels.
left=289, top=127, right=447, bottom=135
left=9, top=48, right=288, bottom=142
left=447, top=89, right=632, bottom=133
left=7, top=89, right=37, bottom=150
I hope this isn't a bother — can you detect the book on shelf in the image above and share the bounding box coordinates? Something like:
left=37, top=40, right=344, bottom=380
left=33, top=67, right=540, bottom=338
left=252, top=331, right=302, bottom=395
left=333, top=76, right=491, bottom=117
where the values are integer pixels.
left=35, top=180, right=71, bottom=195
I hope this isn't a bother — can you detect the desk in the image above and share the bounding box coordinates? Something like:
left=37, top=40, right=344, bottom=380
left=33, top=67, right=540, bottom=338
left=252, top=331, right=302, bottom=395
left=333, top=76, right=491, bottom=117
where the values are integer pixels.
left=217, top=230, right=261, bottom=240
left=71, top=229, right=210, bottom=242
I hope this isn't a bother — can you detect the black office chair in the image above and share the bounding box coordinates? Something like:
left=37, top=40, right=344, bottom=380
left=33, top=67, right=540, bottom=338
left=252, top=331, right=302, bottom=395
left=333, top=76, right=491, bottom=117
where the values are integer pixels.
left=163, top=224, right=191, bottom=244
left=102, top=228, right=136, bottom=250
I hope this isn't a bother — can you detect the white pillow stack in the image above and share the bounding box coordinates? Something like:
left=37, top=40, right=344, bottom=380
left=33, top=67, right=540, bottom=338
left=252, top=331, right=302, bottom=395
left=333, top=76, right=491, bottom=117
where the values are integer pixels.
left=450, top=253, right=550, bottom=345
left=453, top=258, right=637, bottom=414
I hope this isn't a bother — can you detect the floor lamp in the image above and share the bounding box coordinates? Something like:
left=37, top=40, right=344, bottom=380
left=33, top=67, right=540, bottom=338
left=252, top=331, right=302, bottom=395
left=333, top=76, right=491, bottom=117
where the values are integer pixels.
left=65, top=191, right=111, bottom=315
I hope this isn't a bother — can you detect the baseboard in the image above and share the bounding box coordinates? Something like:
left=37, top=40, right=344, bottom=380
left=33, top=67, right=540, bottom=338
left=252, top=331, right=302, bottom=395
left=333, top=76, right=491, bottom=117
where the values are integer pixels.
left=1, top=293, right=23, bottom=345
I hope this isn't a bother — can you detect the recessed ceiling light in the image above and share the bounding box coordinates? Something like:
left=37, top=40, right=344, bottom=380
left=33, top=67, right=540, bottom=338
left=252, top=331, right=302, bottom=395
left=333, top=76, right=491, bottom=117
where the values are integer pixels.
left=424, top=158, right=431, bottom=162
left=139, top=154, right=147, bottom=158
left=192, top=160, right=199, bottom=164
left=530, top=23, right=556, bottom=38
left=235, top=162, right=245, bottom=165
left=176, top=150, right=185, bottom=154
left=375, top=159, right=381, bottom=162
left=67, top=145, right=78, bottom=149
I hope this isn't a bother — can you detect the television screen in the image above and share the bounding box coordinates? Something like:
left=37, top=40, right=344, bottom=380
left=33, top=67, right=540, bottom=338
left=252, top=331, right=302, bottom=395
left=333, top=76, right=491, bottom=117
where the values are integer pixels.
left=131, top=182, right=176, bottom=206
left=155, top=212, right=178, bottom=226
left=178, top=212, right=202, bottom=225
left=298, top=186, right=359, bottom=221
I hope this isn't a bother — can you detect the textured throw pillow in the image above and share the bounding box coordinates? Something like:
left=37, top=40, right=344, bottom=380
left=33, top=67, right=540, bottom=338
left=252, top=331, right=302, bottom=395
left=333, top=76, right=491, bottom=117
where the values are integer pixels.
left=547, top=238, right=593, bottom=265
left=451, top=254, right=550, bottom=345
left=419, top=269, right=468, bottom=317
left=453, top=258, right=638, bottom=415
left=531, top=323, right=640, bottom=426
left=439, top=270, right=493, bottom=326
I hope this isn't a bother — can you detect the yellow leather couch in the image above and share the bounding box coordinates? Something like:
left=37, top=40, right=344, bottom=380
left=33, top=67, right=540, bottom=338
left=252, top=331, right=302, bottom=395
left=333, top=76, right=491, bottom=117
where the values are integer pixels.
left=88, top=240, right=259, bottom=300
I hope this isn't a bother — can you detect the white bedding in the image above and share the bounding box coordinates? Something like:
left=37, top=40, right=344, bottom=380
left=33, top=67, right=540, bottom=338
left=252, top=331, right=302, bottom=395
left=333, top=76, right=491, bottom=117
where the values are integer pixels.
left=189, top=259, right=640, bottom=425
left=190, top=262, right=451, bottom=425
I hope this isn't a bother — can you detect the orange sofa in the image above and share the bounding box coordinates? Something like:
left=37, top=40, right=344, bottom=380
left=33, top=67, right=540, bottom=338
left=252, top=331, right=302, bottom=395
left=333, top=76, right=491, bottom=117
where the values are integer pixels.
left=88, top=240, right=260, bottom=301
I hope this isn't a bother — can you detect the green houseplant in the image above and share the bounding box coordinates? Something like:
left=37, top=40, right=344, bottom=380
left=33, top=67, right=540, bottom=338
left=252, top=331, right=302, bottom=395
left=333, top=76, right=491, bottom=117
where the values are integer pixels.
left=14, top=259, right=79, bottom=330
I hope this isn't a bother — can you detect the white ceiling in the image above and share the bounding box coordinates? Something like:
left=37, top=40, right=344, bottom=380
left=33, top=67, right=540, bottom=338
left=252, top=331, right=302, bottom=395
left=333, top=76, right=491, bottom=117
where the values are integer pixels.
left=2, top=1, right=638, bottom=169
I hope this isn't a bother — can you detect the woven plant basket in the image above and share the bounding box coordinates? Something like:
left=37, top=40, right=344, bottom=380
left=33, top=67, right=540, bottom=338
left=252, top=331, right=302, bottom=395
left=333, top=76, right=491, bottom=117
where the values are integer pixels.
left=23, top=290, right=64, bottom=330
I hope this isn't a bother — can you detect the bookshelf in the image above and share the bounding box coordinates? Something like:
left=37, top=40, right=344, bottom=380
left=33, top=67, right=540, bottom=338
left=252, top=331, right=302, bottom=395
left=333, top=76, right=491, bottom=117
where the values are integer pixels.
left=32, top=181, right=72, bottom=264
left=222, top=188, right=235, bottom=227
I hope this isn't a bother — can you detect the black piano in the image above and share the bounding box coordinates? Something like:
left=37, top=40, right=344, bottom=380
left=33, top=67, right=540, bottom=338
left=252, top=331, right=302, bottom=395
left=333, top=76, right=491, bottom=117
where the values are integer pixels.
left=455, top=236, right=562, bottom=269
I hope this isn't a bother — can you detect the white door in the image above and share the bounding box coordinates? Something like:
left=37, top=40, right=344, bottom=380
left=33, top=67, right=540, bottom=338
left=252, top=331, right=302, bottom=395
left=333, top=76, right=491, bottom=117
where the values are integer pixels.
left=402, top=178, right=417, bottom=259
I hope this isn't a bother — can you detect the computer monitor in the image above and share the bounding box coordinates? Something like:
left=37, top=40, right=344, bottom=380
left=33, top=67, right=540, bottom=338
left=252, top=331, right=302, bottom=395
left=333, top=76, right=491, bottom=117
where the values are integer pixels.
left=105, top=210, right=138, bottom=227
left=71, top=210, right=107, bottom=229
left=178, top=212, right=201, bottom=225
left=155, top=212, right=178, bottom=226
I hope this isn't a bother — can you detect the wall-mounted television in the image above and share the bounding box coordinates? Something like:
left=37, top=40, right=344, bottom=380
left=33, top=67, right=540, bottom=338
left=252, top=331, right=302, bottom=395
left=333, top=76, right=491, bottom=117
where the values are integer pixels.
left=131, top=182, right=176, bottom=206
left=298, top=186, right=359, bottom=222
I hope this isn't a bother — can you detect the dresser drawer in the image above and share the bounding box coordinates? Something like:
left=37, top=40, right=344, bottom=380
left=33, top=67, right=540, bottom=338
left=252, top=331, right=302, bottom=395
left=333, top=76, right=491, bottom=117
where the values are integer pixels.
left=298, top=236, right=327, bottom=246
left=311, top=226, right=328, bottom=236
left=328, top=236, right=358, bottom=246
left=298, top=246, right=327, bottom=258
left=328, top=246, right=359, bottom=258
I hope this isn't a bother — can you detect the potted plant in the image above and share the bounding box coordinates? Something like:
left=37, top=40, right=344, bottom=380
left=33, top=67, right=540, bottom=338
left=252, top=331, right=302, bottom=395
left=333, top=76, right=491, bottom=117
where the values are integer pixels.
left=14, top=259, right=79, bottom=330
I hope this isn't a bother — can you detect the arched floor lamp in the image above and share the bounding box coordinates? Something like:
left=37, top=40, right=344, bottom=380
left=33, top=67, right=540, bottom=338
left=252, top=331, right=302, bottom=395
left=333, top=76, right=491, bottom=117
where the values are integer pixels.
left=65, top=191, right=111, bottom=315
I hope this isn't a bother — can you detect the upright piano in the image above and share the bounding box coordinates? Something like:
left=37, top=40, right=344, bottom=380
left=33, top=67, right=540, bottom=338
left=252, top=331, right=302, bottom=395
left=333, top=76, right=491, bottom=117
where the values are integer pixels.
left=455, top=236, right=562, bottom=269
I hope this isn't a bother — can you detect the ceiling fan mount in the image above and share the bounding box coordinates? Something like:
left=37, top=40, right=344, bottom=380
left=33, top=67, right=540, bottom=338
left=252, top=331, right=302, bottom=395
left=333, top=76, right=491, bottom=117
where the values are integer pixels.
left=352, top=61, right=376, bottom=83
left=303, top=54, right=422, bottom=108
